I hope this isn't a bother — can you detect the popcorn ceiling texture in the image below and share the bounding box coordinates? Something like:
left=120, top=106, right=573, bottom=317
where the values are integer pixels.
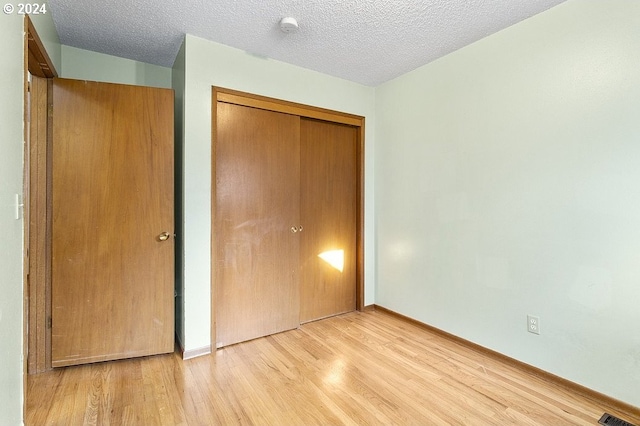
left=49, top=0, right=565, bottom=86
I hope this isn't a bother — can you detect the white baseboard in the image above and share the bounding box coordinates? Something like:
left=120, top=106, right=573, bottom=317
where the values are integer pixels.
left=182, top=345, right=212, bottom=360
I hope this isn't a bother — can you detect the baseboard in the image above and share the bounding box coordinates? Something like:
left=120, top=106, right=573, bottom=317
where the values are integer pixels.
left=182, top=345, right=212, bottom=360
left=373, top=305, right=640, bottom=421
left=362, top=304, right=376, bottom=312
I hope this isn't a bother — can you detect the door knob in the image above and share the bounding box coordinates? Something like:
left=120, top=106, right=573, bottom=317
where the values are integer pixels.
left=158, top=232, right=171, bottom=241
left=290, top=226, right=298, bottom=233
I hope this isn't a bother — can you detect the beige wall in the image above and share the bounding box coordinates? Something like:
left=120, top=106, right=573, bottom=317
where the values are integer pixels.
left=375, top=0, right=640, bottom=406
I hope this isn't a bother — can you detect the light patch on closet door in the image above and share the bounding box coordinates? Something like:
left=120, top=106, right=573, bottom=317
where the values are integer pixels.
left=318, top=249, right=345, bottom=273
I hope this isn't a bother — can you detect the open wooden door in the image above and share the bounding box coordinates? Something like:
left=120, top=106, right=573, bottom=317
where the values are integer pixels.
left=51, top=79, right=174, bottom=367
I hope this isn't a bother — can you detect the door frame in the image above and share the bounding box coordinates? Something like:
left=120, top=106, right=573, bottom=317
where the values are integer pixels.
left=211, top=87, right=366, bottom=347
left=24, top=15, right=57, bottom=376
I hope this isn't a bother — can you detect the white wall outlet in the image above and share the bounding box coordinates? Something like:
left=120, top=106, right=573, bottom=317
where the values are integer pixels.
left=527, top=315, right=540, bottom=335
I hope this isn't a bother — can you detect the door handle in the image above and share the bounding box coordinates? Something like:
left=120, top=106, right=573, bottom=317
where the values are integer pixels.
left=158, top=231, right=171, bottom=241
left=290, top=226, right=303, bottom=233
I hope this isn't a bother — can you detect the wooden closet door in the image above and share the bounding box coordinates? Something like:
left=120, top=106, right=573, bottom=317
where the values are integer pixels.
left=215, top=102, right=301, bottom=348
left=51, top=79, right=174, bottom=367
left=300, top=118, right=357, bottom=323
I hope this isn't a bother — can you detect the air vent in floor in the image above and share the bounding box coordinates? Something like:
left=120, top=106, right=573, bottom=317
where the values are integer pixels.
left=598, top=413, right=637, bottom=426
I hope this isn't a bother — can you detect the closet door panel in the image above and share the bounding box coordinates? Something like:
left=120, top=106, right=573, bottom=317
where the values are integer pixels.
left=300, top=118, right=357, bottom=323
left=216, top=102, right=301, bottom=347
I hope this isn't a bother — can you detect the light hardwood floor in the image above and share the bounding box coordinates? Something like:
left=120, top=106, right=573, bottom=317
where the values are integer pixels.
left=26, top=310, right=639, bottom=425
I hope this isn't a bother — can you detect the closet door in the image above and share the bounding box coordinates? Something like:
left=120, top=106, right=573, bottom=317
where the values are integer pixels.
left=299, top=118, right=357, bottom=323
left=51, top=78, right=174, bottom=367
left=215, top=102, right=301, bottom=348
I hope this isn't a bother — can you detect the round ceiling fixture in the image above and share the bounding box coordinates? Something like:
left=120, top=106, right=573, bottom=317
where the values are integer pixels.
left=280, top=17, right=299, bottom=33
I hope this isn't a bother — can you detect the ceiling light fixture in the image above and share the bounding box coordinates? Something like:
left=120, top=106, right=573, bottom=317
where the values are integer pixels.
left=280, top=17, right=299, bottom=33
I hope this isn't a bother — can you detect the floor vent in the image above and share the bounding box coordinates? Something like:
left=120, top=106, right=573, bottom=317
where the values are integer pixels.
left=598, top=413, right=637, bottom=426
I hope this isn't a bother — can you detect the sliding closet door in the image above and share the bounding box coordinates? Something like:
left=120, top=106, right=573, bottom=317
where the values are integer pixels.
left=215, top=102, right=301, bottom=348
left=299, top=118, right=357, bottom=323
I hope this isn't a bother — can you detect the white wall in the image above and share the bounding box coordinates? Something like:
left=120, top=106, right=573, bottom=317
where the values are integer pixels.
left=61, top=45, right=171, bottom=88
left=179, top=35, right=376, bottom=352
left=0, top=13, right=25, bottom=426
left=375, top=0, right=640, bottom=407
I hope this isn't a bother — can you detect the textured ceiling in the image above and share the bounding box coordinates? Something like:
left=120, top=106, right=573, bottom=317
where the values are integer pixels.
left=48, top=0, right=566, bottom=86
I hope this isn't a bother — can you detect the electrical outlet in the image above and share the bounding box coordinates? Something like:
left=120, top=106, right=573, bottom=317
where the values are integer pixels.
left=527, top=315, right=540, bottom=335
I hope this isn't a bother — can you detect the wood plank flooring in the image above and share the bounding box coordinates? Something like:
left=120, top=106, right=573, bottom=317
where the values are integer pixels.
left=26, top=310, right=639, bottom=425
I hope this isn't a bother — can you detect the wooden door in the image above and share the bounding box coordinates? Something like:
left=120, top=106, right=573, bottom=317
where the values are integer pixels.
left=215, top=102, right=301, bottom=348
left=299, top=118, right=357, bottom=323
left=51, top=79, right=174, bottom=367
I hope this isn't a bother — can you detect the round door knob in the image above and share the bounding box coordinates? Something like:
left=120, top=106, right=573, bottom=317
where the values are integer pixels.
left=158, top=232, right=171, bottom=241
left=290, top=227, right=298, bottom=233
